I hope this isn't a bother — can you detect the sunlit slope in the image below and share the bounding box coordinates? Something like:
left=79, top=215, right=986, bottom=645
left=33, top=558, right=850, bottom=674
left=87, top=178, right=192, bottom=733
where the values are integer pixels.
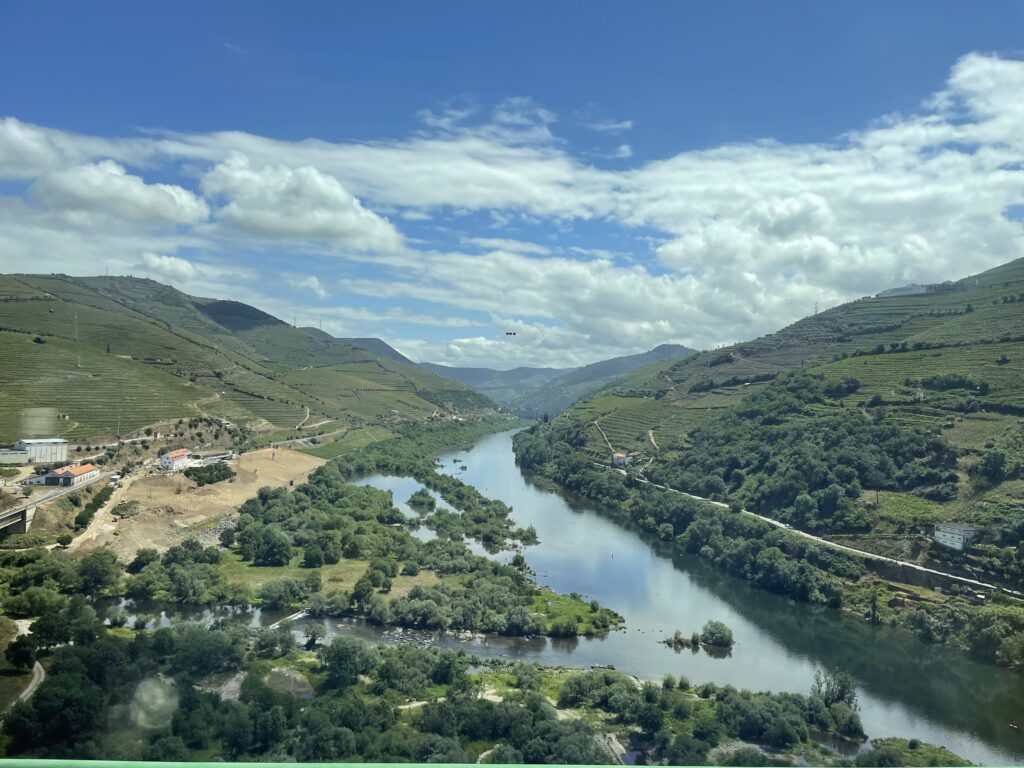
left=562, top=257, right=1024, bottom=456
left=0, top=274, right=494, bottom=441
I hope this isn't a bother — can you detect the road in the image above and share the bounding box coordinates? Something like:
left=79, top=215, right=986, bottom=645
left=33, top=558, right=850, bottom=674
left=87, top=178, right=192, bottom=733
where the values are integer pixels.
left=4, top=622, right=45, bottom=710
left=606, top=465, right=1023, bottom=597
left=17, top=663, right=45, bottom=704
left=66, top=472, right=140, bottom=552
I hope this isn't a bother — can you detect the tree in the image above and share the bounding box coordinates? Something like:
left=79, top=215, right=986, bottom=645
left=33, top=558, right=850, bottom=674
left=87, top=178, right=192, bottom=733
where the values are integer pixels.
left=304, top=620, right=325, bottom=650
left=4, top=636, right=36, bottom=669
left=148, top=736, right=189, bottom=761
left=56, top=533, right=73, bottom=548
left=319, top=635, right=378, bottom=688
left=219, top=527, right=236, bottom=548
left=812, top=668, right=859, bottom=709
left=700, top=620, right=734, bottom=648
left=77, top=548, right=121, bottom=594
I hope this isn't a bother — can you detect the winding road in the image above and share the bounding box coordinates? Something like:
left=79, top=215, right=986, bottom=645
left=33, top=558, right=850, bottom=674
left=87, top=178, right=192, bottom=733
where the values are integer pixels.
left=606, top=465, right=1023, bottom=597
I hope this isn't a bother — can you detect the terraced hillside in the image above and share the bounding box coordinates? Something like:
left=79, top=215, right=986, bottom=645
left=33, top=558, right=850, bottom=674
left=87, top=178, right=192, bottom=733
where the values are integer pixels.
left=566, top=259, right=1024, bottom=456
left=0, top=274, right=494, bottom=443
left=549, top=258, right=1024, bottom=589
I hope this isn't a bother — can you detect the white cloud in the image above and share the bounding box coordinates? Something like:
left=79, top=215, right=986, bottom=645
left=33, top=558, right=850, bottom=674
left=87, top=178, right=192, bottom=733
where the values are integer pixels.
left=201, top=154, right=404, bottom=251
left=0, top=117, right=64, bottom=178
left=140, top=252, right=202, bottom=281
left=612, top=144, right=633, bottom=159
left=3, top=52, right=1024, bottom=367
left=461, top=237, right=551, bottom=255
left=584, top=118, right=633, bottom=134
left=33, top=160, right=210, bottom=224
left=288, top=274, right=329, bottom=300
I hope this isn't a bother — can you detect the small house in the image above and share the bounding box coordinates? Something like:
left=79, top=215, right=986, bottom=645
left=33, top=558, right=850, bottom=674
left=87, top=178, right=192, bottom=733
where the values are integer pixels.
left=933, top=522, right=980, bottom=551
left=159, top=448, right=192, bottom=471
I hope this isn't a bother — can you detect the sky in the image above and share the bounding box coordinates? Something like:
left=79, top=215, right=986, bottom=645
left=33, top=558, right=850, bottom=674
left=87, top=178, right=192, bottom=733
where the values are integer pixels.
left=2, top=2, right=1023, bottom=369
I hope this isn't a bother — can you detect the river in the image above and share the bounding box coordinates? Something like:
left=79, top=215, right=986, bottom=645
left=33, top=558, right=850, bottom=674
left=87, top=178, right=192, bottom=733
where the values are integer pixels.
left=347, top=429, right=1024, bottom=765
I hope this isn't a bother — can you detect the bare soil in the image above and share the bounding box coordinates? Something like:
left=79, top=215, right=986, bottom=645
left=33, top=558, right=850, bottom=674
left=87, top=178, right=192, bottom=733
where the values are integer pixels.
left=72, top=448, right=326, bottom=558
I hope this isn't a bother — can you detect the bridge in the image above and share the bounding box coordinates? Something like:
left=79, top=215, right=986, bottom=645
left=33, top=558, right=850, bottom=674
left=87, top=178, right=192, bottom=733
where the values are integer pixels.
left=0, top=473, right=108, bottom=535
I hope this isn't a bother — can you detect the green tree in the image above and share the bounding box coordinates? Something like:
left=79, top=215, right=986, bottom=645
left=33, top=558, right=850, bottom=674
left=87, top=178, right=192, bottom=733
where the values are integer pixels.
left=77, top=548, right=121, bottom=594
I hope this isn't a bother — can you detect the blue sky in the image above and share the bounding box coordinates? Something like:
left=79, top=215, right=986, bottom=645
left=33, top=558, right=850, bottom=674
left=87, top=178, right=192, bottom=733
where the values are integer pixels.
left=2, top=2, right=1023, bottom=367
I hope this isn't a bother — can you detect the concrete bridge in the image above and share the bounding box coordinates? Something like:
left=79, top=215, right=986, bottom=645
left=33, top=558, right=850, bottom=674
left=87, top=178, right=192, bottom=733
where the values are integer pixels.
left=0, top=502, right=35, bottom=534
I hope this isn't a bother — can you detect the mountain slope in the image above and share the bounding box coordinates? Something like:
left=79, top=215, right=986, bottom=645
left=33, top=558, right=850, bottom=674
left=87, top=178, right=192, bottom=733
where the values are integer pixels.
left=563, top=259, right=1024, bottom=457
left=0, top=274, right=494, bottom=442
left=299, top=329, right=417, bottom=368
left=418, top=363, right=569, bottom=406
left=512, top=343, right=698, bottom=417
left=538, top=257, right=1024, bottom=584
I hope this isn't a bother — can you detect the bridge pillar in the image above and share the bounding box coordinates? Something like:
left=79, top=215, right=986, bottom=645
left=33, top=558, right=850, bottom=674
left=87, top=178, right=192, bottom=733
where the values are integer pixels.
left=7, top=506, right=35, bottom=535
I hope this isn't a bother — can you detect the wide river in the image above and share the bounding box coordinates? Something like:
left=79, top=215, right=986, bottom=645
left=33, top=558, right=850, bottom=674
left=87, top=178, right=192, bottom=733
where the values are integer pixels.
left=346, top=429, right=1024, bottom=765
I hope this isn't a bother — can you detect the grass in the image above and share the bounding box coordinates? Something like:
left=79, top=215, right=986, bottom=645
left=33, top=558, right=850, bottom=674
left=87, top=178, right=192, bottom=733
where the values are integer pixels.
left=869, top=737, right=970, bottom=766
left=861, top=491, right=950, bottom=527
left=530, top=589, right=623, bottom=636
left=0, top=616, right=31, bottom=711
left=302, top=427, right=396, bottom=459
left=218, top=550, right=439, bottom=598
left=0, top=273, right=494, bottom=443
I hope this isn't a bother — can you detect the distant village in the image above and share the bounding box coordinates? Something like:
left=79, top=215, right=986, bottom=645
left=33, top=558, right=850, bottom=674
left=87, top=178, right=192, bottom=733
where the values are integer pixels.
left=0, top=435, right=237, bottom=533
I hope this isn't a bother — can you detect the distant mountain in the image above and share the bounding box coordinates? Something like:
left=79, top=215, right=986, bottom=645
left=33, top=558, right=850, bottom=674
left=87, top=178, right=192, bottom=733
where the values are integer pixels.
left=512, top=343, right=699, bottom=417
left=0, top=274, right=494, bottom=443
left=418, top=363, right=570, bottom=407
left=299, top=329, right=417, bottom=367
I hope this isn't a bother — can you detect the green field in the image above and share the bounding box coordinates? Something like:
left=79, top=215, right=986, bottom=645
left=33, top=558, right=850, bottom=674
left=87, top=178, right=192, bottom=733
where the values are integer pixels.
left=302, top=427, right=397, bottom=459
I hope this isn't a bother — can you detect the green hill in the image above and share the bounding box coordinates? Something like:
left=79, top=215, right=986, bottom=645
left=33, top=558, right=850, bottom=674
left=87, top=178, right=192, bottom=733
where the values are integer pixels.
left=0, top=274, right=494, bottom=444
left=544, top=257, right=1024, bottom=588
left=512, top=343, right=698, bottom=418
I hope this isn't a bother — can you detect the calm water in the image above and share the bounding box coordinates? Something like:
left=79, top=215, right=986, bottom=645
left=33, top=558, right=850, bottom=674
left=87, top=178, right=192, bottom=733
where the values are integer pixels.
left=351, top=430, right=1024, bottom=765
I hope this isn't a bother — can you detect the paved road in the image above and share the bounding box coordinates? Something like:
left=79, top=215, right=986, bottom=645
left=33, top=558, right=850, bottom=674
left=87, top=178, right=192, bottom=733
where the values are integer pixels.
left=604, top=465, right=1023, bottom=597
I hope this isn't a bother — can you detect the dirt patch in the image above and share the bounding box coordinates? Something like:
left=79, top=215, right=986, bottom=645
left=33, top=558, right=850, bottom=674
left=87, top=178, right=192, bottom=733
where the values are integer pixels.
left=266, top=667, right=314, bottom=699
left=196, top=671, right=246, bottom=701
left=73, top=448, right=325, bottom=558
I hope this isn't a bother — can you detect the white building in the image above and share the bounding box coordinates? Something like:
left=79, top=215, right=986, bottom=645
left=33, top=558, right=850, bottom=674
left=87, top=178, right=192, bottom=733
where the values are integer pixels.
left=933, top=522, right=980, bottom=552
left=612, top=452, right=632, bottom=467
left=14, top=438, right=68, bottom=465
left=159, top=448, right=191, bottom=471
left=0, top=449, right=29, bottom=465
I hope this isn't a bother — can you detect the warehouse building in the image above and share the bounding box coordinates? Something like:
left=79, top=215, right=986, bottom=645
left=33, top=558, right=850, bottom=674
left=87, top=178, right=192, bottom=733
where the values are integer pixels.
left=14, top=438, right=69, bottom=465
left=0, top=450, right=29, bottom=465
left=25, top=463, right=101, bottom=487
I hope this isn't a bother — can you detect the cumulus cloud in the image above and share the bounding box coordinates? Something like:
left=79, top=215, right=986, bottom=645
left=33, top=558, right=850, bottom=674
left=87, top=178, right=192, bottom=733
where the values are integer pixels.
left=140, top=252, right=202, bottom=281
left=33, top=160, right=210, bottom=224
left=201, top=154, right=403, bottom=251
left=288, top=274, right=329, bottom=300
left=2, top=52, right=1024, bottom=367
left=0, top=117, right=64, bottom=178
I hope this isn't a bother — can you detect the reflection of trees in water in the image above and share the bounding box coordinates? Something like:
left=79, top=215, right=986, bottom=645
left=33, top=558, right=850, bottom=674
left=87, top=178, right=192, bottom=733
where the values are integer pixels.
left=666, top=550, right=1024, bottom=756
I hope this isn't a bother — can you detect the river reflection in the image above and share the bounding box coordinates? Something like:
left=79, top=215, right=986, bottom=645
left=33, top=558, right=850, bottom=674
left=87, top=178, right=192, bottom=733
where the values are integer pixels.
left=350, top=429, right=1024, bottom=765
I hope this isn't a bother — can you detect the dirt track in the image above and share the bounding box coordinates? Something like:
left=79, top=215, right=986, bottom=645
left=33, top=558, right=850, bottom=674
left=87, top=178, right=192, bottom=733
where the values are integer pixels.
left=73, top=448, right=325, bottom=558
